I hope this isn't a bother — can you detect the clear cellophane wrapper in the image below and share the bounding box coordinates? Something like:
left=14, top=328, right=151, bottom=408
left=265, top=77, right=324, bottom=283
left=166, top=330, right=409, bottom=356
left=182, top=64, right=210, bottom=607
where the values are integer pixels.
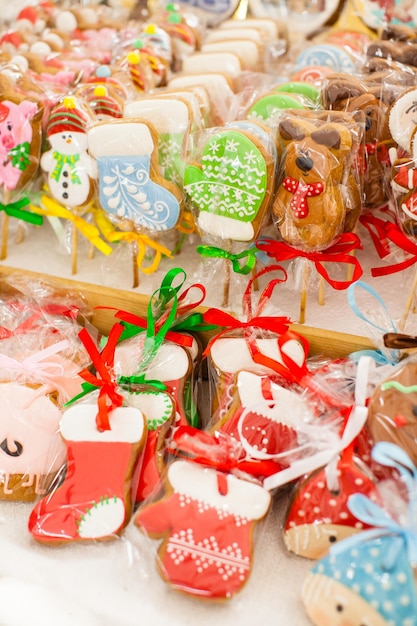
left=0, top=278, right=94, bottom=503
left=131, top=444, right=272, bottom=602
left=183, top=124, right=277, bottom=309
left=272, top=108, right=364, bottom=253
left=301, top=441, right=417, bottom=626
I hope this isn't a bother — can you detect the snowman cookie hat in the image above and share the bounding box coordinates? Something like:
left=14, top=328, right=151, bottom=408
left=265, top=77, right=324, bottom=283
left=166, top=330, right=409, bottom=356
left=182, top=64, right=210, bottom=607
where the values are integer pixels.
left=302, top=442, right=417, bottom=626
left=46, top=96, right=88, bottom=138
left=86, top=86, right=123, bottom=119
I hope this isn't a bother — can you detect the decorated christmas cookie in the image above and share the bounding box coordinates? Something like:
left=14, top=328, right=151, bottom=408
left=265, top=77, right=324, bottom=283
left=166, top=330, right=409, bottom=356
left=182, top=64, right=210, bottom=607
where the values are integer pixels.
left=0, top=382, right=65, bottom=502
left=184, top=127, right=274, bottom=242
left=210, top=370, right=313, bottom=474
left=28, top=402, right=147, bottom=543
left=124, top=96, right=191, bottom=188
left=273, top=114, right=358, bottom=251
left=366, top=360, right=417, bottom=465
left=41, top=96, right=95, bottom=208
left=0, top=74, right=43, bottom=194
left=283, top=452, right=377, bottom=559
left=134, top=459, right=271, bottom=599
left=87, top=119, right=182, bottom=233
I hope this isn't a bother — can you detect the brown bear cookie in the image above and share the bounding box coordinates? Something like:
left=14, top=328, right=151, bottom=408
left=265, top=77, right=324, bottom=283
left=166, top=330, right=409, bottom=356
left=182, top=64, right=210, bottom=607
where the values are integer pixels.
left=322, top=74, right=389, bottom=210
left=273, top=112, right=359, bottom=250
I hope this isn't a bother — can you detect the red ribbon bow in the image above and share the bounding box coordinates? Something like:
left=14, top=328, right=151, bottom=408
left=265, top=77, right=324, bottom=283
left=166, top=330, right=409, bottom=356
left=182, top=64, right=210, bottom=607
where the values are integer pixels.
left=370, top=221, right=417, bottom=276
left=256, top=233, right=363, bottom=290
left=203, top=265, right=310, bottom=384
left=0, top=302, right=79, bottom=339
left=359, top=210, right=393, bottom=259
left=167, top=426, right=284, bottom=478
left=283, top=176, right=325, bottom=219
left=77, top=324, right=125, bottom=431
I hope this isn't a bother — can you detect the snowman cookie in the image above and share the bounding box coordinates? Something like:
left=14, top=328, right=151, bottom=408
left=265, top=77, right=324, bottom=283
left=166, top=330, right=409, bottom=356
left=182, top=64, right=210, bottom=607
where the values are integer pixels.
left=41, top=96, right=95, bottom=208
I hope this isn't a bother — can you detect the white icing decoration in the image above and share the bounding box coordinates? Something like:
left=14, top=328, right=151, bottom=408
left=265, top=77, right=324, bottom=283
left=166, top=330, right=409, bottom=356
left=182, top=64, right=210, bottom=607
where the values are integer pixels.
left=210, top=337, right=306, bottom=374
left=168, top=460, right=271, bottom=519
left=197, top=210, right=255, bottom=241
left=114, top=339, right=190, bottom=381
left=60, top=405, right=145, bottom=443
left=182, top=52, right=242, bottom=78
left=77, top=496, right=125, bottom=539
left=237, top=371, right=312, bottom=426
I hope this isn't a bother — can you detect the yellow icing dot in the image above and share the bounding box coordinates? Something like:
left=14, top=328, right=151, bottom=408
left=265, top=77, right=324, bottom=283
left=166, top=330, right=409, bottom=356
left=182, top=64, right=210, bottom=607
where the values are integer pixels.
left=127, top=51, right=141, bottom=64
left=145, top=24, right=157, bottom=34
left=94, top=86, right=107, bottom=97
left=62, top=96, right=76, bottom=109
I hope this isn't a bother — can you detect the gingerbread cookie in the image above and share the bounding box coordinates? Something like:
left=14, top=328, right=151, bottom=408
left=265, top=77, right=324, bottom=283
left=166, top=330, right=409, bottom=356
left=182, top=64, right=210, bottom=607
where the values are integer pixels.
left=366, top=360, right=417, bottom=465
left=28, top=401, right=147, bottom=543
left=283, top=452, right=377, bottom=559
left=322, top=74, right=390, bottom=210
left=0, top=74, right=43, bottom=195
left=184, top=127, right=275, bottom=242
left=41, top=96, right=95, bottom=208
left=0, top=382, right=65, bottom=502
left=134, top=459, right=271, bottom=600
left=87, top=119, right=182, bottom=233
left=273, top=114, right=358, bottom=250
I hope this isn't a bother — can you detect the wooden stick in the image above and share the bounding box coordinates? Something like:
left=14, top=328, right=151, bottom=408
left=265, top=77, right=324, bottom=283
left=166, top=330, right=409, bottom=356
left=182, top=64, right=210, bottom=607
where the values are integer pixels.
left=132, top=239, right=139, bottom=289
left=87, top=240, right=95, bottom=260
left=222, top=257, right=231, bottom=309
left=251, top=261, right=259, bottom=292
left=318, top=274, right=325, bottom=306
left=0, top=212, right=9, bottom=261
left=299, top=260, right=309, bottom=324
left=399, top=265, right=417, bottom=331
left=1, top=190, right=11, bottom=260
left=71, top=221, right=78, bottom=275
left=15, top=222, right=25, bottom=245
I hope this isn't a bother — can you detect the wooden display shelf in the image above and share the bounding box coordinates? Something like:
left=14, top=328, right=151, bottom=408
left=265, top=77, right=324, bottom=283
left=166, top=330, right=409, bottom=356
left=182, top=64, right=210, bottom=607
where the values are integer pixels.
left=0, top=264, right=375, bottom=359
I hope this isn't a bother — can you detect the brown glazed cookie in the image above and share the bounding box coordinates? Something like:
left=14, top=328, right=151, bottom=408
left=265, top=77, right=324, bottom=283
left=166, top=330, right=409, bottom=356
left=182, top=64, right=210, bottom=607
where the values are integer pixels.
left=273, top=113, right=358, bottom=250
left=367, top=361, right=417, bottom=465
left=322, top=74, right=389, bottom=210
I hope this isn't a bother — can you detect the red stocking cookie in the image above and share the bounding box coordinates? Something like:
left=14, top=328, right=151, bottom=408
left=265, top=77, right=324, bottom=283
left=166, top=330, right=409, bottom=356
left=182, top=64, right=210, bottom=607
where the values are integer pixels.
left=28, top=401, right=146, bottom=543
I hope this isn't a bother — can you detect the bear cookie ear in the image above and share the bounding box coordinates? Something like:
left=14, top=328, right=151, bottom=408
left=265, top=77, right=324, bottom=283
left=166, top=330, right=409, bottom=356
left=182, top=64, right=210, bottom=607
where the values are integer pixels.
left=310, top=126, right=342, bottom=150
left=278, top=118, right=308, bottom=143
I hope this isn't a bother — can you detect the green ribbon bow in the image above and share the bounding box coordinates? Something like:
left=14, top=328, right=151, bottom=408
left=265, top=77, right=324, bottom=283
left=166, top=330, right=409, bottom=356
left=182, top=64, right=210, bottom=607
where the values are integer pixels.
left=118, top=374, right=167, bottom=391
left=0, top=196, right=43, bottom=225
left=196, top=245, right=257, bottom=275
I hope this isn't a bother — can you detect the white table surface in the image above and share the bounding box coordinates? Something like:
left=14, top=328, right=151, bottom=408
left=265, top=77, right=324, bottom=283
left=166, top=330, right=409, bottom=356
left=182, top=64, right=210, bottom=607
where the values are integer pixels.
left=0, top=488, right=313, bottom=626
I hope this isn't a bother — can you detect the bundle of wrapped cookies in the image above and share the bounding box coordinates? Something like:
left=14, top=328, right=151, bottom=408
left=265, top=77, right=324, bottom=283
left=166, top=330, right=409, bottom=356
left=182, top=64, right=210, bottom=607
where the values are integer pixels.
left=1, top=0, right=417, bottom=622
left=3, top=0, right=417, bottom=325
left=0, top=264, right=415, bottom=624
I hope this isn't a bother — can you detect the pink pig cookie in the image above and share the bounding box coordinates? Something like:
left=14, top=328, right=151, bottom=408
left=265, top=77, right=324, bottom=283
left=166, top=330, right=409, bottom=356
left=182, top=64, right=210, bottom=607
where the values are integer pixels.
left=0, top=382, right=66, bottom=501
left=0, top=97, right=42, bottom=192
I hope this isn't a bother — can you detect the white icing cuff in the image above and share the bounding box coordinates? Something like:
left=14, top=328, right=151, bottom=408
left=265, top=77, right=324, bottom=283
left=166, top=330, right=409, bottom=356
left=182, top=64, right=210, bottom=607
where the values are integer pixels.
left=198, top=211, right=255, bottom=242
left=60, top=405, right=145, bottom=442
left=168, top=460, right=271, bottom=519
